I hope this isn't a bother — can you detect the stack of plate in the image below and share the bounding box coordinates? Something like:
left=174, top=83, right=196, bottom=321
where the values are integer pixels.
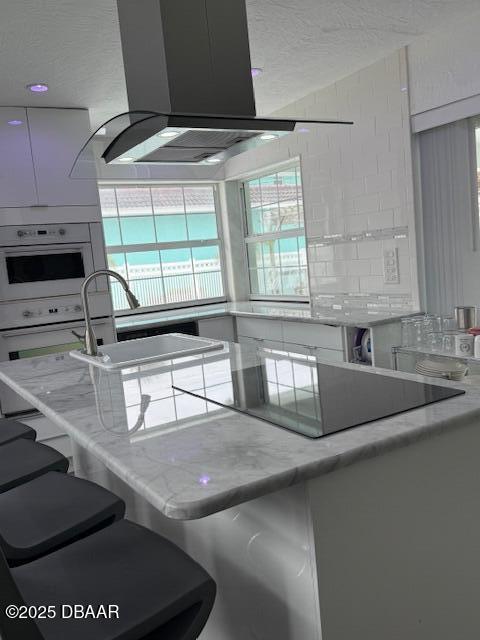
left=415, top=358, right=468, bottom=381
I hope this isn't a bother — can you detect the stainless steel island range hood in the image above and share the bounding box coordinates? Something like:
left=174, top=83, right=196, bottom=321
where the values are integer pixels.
left=72, top=0, right=352, bottom=171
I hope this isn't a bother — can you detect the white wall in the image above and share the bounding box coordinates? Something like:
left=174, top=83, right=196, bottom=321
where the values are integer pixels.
left=408, top=9, right=480, bottom=132
left=224, top=49, right=419, bottom=310
left=408, top=9, right=480, bottom=117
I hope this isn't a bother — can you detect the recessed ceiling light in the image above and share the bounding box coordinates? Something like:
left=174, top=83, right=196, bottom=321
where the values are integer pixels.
left=298, top=127, right=309, bottom=133
left=7, top=120, right=23, bottom=126
left=26, top=83, right=48, bottom=93
left=118, top=157, right=134, bottom=163
left=260, top=133, right=277, bottom=140
left=206, top=157, right=221, bottom=164
left=251, top=67, right=263, bottom=78
left=159, top=130, right=180, bottom=138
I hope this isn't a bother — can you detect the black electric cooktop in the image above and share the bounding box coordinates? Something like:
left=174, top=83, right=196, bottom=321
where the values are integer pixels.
left=173, top=343, right=465, bottom=439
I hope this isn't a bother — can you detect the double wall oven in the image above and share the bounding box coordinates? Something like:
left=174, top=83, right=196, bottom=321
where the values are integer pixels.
left=0, top=222, right=116, bottom=418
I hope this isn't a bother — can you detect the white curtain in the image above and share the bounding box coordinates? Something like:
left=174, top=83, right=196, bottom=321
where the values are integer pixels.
left=418, top=119, right=479, bottom=315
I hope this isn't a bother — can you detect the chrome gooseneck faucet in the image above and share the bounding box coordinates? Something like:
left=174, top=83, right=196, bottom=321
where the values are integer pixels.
left=81, top=269, right=140, bottom=357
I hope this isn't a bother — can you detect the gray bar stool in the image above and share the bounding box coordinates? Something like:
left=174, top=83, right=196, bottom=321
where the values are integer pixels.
left=0, top=418, right=36, bottom=446
left=0, top=471, right=125, bottom=566
left=0, top=519, right=216, bottom=640
left=0, top=439, right=68, bottom=494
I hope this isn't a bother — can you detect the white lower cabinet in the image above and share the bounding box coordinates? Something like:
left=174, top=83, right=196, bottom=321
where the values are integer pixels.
left=197, top=316, right=235, bottom=342
left=236, top=316, right=346, bottom=361
left=311, top=346, right=345, bottom=363
left=282, top=320, right=344, bottom=351
left=236, top=317, right=283, bottom=342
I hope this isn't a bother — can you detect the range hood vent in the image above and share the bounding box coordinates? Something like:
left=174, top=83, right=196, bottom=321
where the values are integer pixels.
left=71, top=0, right=353, bottom=173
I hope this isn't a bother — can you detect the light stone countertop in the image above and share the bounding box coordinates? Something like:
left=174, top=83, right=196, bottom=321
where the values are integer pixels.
left=0, top=344, right=475, bottom=521
left=115, top=301, right=418, bottom=332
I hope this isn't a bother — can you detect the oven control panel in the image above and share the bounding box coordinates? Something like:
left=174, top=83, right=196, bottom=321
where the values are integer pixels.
left=0, top=223, right=90, bottom=247
left=0, top=293, right=113, bottom=331
left=22, top=304, right=83, bottom=319
left=16, top=228, right=66, bottom=239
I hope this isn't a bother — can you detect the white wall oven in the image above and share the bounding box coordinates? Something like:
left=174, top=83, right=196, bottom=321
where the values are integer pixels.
left=0, top=222, right=115, bottom=422
left=0, top=319, right=116, bottom=417
left=0, top=223, right=106, bottom=303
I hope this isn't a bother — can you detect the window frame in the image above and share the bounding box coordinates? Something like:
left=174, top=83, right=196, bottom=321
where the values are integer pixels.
left=98, top=181, right=228, bottom=315
left=240, top=162, right=309, bottom=302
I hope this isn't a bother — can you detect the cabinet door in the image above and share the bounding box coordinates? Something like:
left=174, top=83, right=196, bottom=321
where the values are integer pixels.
left=236, top=317, right=283, bottom=341
left=198, top=316, right=235, bottom=342
left=27, top=108, right=99, bottom=207
left=282, top=321, right=344, bottom=350
left=311, top=346, right=345, bottom=363
left=0, top=108, right=37, bottom=207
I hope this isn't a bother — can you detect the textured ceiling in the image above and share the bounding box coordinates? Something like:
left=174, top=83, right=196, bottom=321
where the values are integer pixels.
left=0, top=0, right=479, bottom=130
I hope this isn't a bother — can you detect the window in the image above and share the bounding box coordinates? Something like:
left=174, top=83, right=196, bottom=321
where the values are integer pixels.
left=99, top=184, right=225, bottom=311
left=243, top=164, right=308, bottom=299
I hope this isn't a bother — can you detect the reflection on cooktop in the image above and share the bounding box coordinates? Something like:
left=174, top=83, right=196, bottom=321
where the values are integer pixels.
left=173, top=345, right=465, bottom=438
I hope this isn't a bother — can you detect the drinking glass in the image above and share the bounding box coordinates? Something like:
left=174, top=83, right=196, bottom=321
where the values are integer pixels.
left=401, top=318, right=414, bottom=346
left=426, top=332, right=443, bottom=352
left=431, top=315, right=443, bottom=333
left=442, top=317, right=457, bottom=332
left=412, top=319, right=426, bottom=346
left=442, top=332, right=457, bottom=354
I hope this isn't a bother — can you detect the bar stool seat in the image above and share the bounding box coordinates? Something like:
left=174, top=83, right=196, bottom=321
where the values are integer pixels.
left=9, top=520, right=216, bottom=640
left=0, top=439, right=68, bottom=494
left=0, top=418, right=36, bottom=446
left=0, top=471, right=125, bottom=566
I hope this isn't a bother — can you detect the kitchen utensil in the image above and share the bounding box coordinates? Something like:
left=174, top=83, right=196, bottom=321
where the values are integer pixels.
left=454, top=306, right=476, bottom=331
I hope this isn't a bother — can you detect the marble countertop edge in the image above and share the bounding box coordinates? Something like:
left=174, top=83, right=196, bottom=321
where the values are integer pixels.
left=1, top=357, right=477, bottom=521
left=160, top=404, right=480, bottom=519
left=115, top=302, right=417, bottom=332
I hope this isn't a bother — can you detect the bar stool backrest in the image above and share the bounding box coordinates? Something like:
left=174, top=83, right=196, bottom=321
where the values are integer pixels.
left=0, top=547, right=44, bottom=640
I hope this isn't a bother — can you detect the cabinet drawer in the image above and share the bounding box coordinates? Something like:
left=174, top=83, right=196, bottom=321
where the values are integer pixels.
left=198, top=317, right=235, bottom=342
left=282, top=321, right=343, bottom=350
left=236, top=317, right=283, bottom=341
left=237, top=335, right=285, bottom=353
left=312, top=347, right=345, bottom=363
left=281, top=341, right=312, bottom=357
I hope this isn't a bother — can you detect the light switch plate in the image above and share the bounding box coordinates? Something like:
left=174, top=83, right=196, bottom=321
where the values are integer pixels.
left=383, top=248, right=399, bottom=284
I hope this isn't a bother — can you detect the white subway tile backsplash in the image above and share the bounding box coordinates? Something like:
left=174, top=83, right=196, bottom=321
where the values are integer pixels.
left=359, top=275, right=385, bottom=291
left=365, top=172, right=393, bottom=194
left=354, top=193, right=381, bottom=214
left=342, top=178, right=366, bottom=199
left=367, top=210, right=395, bottom=230
left=331, top=243, right=357, bottom=261
left=346, top=260, right=371, bottom=276
left=357, top=240, right=382, bottom=259
left=370, top=259, right=384, bottom=276
left=346, top=214, right=370, bottom=233
left=224, top=48, right=417, bottom=307
left=327, top=261, right=347, bottom=277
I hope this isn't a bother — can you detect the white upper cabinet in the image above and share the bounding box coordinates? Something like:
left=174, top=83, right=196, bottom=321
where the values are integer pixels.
left=27, top=108, right=99, bottom=207
left=0, top=107, right=38, bottom=207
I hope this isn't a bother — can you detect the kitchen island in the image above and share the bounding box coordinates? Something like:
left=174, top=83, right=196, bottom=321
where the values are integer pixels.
left=1, top=343, right=479, bottom=640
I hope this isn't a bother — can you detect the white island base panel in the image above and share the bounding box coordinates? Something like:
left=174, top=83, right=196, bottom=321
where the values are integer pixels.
left=71, top=440, right=322, bottom=640
left=72, top=416, right=480, bottom=640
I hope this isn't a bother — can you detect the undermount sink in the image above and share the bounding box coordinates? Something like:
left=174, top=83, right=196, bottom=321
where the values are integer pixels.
left=69, top=333, right=223, bottom=370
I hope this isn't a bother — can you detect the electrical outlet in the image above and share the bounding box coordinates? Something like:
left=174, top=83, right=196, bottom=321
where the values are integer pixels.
left=383, top=248, right=399, bottom=284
